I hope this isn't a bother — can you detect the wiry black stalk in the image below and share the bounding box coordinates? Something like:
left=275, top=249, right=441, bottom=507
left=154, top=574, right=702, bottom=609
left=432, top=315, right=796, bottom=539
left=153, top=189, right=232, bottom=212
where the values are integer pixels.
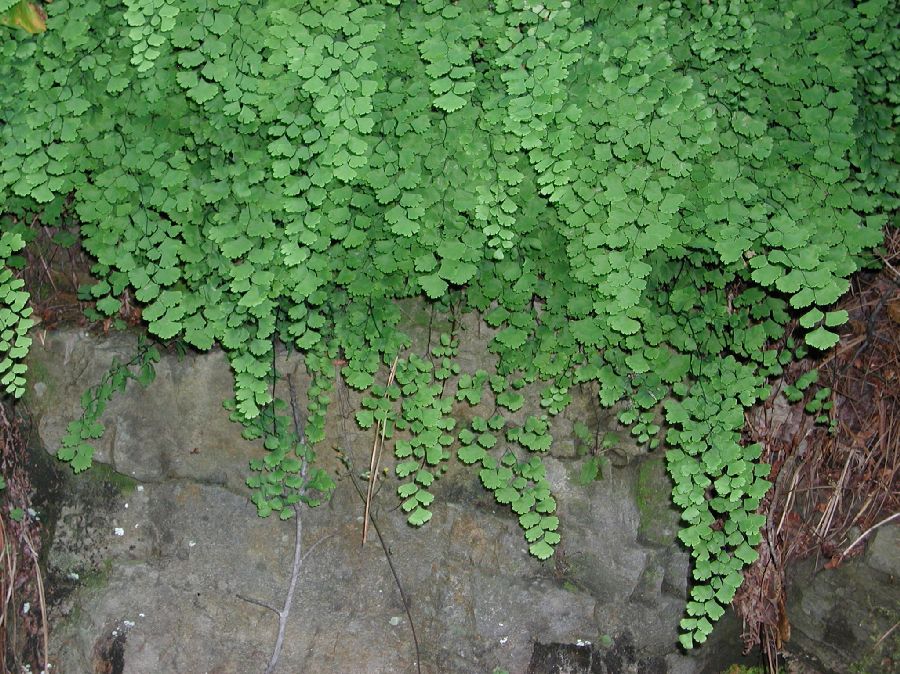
left=336, top=377, right=423, bottom=674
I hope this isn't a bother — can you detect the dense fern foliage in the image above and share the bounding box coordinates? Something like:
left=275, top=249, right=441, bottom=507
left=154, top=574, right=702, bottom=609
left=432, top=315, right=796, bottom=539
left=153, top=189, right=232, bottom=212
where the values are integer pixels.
left=1, top=0, right=896, bottom=647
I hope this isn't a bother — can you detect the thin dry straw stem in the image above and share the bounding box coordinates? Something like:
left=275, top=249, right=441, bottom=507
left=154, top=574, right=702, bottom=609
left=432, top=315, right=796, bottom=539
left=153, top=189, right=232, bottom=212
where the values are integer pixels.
left=22, top=530, right=48, bottom=673
left=871, top=620, right=900, bottom=652
left=814, top=448, right=855, bottom=540
left=0, top=514, right=17, bottom=672
left=776, top=466, right=801, bottom=537
left=362, top=355, right=399, bottom=546
left=837, top=511, right=900, bottom=564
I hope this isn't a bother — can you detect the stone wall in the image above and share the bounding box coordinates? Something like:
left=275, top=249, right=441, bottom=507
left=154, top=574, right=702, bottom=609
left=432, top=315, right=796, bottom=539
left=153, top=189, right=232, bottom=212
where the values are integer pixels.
left=24, top=326, right=894, bottom=673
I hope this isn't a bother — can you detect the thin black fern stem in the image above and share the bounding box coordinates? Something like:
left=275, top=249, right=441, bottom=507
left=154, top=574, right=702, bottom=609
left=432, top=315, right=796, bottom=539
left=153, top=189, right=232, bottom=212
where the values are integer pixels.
left=337, top=379, right=423, bottom=674
left=346, top=462, right=423, bottom=674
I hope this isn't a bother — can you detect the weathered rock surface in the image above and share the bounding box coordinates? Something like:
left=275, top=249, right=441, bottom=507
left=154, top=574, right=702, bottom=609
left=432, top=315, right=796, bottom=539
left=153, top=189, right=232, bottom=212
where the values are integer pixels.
left=786, top=524, right=899, bottom=674
left=25, top=327, right=745, bottom=673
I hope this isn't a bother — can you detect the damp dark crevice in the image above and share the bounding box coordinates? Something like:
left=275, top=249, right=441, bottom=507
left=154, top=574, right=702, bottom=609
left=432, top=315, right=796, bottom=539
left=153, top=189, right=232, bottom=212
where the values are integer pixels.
left=93, top=627, right=127, bottom=674
left=527, top=633, right=668, bottom=674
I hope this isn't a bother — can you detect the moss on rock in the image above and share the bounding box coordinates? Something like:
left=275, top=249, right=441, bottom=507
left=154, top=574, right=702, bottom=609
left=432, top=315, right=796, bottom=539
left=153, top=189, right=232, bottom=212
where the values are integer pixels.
left=634, top=456, right=680, bottom=548
left=89, top=463, right=139, bottom=495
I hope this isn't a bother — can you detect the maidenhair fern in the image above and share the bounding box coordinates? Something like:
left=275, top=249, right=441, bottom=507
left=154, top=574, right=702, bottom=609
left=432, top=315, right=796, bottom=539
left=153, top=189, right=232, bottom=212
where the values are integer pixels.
left=0, top=231, right=32, bottom=397
left=57, top=336, right=160, bottom=472
left=1, top=0, right=896, bottom=648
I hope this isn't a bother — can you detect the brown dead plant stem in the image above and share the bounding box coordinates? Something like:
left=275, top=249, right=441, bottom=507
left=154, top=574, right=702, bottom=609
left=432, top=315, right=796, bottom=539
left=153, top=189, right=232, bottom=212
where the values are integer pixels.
left=362, top=355, right=399, bottom=546
left=0, top=402, right=48, bottom=672
left=0, top=512, right=17, bottom=673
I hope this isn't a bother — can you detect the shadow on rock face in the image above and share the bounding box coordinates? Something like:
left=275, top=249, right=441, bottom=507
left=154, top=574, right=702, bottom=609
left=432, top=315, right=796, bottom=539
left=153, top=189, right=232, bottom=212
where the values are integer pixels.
left=92, top=624, right=127, bottom=674
left=527, top=632, right=667, bottom=674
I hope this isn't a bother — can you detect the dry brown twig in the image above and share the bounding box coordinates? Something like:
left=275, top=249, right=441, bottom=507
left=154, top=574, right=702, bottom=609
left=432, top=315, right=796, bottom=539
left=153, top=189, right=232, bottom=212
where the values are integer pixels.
left=837, top=511, right=900, bottom=564
left=362, top=355, right=399, bottom=546
left=22, top=530, right=49, bottom=673
left=0, top=402, right=48, bottom=672
left=335, top=375, right=422, bottom=674
left=0, top=514, right=18, bottom=674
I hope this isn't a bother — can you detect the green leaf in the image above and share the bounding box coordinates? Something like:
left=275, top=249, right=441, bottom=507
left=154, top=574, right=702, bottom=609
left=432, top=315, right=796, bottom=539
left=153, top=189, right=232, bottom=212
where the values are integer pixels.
left=189, top=81, right=219, bottom=104
left=439, top=261, right=477, bottom=285
left=149, top=317, right=181, bottom=340
left=96, top=296, right=122, bottom=315
left=457, top=444, right=485, bottom=464
left=497, top=391, right=524, bottom=412
left=608, top=315, right=641, bottom=335
left=665, top=400, right=690, bottom=425
left=408, top=507, right=433, bottom=526
left=334, top=163, right=357, bottom=183
left=396, top=461, right=419, bottom=478
left=799, top=308, right=824, bottom=328
left=659, top=193, right=685, bottom=215
left=659, top=353, right=690, bottom=383
left=495, top=486, right=518, bottom=504
left=806, top=327, right=840, bottom=350
left=480, top=468, right=501, bottom=490
left=734, top=542, right=759, bottom=564
left=419, top=274, right=447, bottom=299
left=344, top=368, right=375, bottom=389
left=576, top=456, right=604, bottom=485
left=751, top=264, right=781, bottom=286
left=528, top=540, right=554, bottom=560
left=356, top=409, right=374, bottom=428
left=433, top=92, right=466, bottom=113
left=495, top=327, right=527, bottom=349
